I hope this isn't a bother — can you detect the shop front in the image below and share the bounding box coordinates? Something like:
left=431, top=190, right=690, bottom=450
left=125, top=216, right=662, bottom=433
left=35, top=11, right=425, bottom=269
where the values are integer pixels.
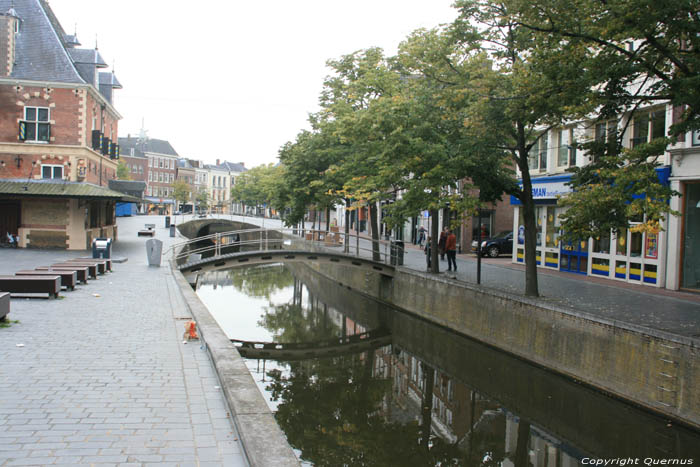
left=511, top=170, right=669, bottom=287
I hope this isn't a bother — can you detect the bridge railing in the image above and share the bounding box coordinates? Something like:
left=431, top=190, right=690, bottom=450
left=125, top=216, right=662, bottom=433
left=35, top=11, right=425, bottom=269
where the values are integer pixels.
left=165, top=227, right=404, bottom=266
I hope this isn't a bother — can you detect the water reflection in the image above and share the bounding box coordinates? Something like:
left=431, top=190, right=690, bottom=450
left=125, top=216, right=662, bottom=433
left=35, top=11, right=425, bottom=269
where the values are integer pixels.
left=196, top=264, right=700, bottom=466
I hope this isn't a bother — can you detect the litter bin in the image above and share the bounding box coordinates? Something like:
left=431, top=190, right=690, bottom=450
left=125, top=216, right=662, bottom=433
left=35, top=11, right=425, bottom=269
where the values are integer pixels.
left=146, top=238, right=163, bottom=267
left=92, top=237, right=112, bottom=259
left=390, top=240, right=404, bottom=266
left=165, top=216, right=171, bottom=228
left=170, top=224, right=176, bottom=237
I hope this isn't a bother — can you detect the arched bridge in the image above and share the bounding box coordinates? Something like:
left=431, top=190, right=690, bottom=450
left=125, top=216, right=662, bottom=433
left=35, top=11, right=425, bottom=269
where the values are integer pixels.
left=170, top=227, right=401, bottom=278
left=179, top=249, right=395, bottom=277
left=232, top=328, right=392, bottom=361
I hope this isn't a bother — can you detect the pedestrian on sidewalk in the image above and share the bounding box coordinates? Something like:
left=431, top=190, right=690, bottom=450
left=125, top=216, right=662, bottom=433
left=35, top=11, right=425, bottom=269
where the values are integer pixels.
left=424, top=236, right=432, bottom=270
left=439, top=227, right=448, bottom=261
left=446, top=229, right=457, bottom=272
left=418, top=226, right=426, bottom=246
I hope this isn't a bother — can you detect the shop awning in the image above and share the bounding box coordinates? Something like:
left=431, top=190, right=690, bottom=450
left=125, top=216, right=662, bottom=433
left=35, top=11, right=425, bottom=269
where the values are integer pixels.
left=0, top=179, right=141, bottom=202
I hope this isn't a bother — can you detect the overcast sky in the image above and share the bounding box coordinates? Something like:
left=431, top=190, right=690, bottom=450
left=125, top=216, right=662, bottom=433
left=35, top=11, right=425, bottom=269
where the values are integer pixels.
left=49, top=1, right=458, bottom=168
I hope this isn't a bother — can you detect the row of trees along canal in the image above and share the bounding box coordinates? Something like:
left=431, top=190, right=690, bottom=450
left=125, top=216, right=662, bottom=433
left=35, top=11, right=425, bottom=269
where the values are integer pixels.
left=228, top=0, right=697, bottom=298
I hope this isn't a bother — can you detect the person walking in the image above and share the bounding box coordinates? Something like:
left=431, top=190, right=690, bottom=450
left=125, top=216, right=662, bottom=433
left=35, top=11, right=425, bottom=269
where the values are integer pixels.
left=446, top=229, right=457, bottom=272
left=418, top=226, right=426, bottom=246
left=438, top=227, right=448, bottom=261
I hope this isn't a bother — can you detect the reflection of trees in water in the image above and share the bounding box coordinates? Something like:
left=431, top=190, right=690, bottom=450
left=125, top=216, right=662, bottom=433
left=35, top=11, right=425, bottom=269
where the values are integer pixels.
left=227, top=264, right=295, bottom=299
left=266, top=353, right=465, bottom=466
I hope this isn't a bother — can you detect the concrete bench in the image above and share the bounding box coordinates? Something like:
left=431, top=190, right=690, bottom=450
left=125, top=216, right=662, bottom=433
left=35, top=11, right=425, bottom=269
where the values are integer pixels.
left=139, top=224, right=156, bottom=237
left=16, top=270, right=77, bottom=291
left=0, top=292, right=9, bottom=321
left=66, top=258, right=112, bottom=272
left=51, top=263, right=97, bottom=279
left=0, top=275, right=61, bottom=298
left=36, top=266, right=89, bottom=284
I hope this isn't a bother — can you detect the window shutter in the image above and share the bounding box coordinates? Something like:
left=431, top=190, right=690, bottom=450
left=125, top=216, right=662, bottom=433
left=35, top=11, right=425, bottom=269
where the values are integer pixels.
left=19, top=121, right=26, bottom=141
left=101, top=137, right=111, bottom=155
left=92, top=130, right=103, bottom=150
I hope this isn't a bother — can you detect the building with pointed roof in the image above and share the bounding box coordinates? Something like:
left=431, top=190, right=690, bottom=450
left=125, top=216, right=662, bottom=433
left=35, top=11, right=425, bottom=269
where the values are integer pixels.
left=0, top=0, right=126, bottom=249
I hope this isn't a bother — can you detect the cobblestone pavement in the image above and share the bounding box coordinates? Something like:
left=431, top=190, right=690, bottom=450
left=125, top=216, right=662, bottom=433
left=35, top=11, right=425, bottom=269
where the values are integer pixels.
left=222, top=214, right=700, bottom=339
left=0, top=216, right=247, bottom=466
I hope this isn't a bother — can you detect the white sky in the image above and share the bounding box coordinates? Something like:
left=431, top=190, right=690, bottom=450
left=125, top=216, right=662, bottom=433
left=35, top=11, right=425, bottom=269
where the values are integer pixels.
left=49, top=0, right=458, bottom=168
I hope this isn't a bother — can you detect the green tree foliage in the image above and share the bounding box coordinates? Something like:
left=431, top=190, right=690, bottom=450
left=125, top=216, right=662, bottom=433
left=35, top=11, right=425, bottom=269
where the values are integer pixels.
left=116, top=161, right=130, bottom=180
left=172, top=179, right=192, bottom=208
left=497, top=0, right=689, bottom=242
left=196, top=189, right=209, bottom=212
left=230, top=164, right=286, bottom=215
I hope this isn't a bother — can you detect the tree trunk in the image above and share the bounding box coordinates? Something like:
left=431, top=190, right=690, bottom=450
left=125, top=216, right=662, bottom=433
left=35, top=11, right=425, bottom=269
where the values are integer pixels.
left=516, top=124, right=540, bottom=297
left=325, top=207, right=330, bottom=232
left=430, top=208, right=440, bottom=273
left=369, top=202, right=381, bottom=262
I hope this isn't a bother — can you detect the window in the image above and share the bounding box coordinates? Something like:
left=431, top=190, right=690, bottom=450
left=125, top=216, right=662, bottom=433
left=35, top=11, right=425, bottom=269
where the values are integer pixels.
left=159, top=158, right=163, bottom=168
left=139, top=166, right=143, bottom=174
left=148, top=157, right=152, bottom=167
left=595, top=120, right=618, bottom=143
left=170, top=173, right=174, bottom=183
left=148, top=172, right=152, bottom=182
left=692, top=130, right=700, bottom=147
left=41, top=164, right=63, bottom=179
left=557, top=129, right=577, bottom=167
left=633, top=109, right=666, bottom=147
left=22, top=107, right=50, bottom=142
left=528, top=134, right=548, bottom=172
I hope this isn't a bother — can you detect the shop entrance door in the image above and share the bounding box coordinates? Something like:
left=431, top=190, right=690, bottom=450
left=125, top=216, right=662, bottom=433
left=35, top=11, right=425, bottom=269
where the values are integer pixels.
left=0, top=201, right=20, bottom=239
left=560, top=239, right=588, bottom=274
left=681, top=183, right=700, bottom=290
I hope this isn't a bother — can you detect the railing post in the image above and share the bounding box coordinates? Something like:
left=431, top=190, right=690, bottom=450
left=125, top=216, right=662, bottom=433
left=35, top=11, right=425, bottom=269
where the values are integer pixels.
left=356, top=232, right=359, bottom=258
left=265, top=229, right=268, bottom=250
left=259, top=230, right=262, bottom=250
left=215, top=233, right=221, bottom=256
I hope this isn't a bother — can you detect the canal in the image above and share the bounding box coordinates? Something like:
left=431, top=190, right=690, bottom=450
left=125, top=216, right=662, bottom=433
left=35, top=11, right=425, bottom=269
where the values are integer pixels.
left=195, top=263, right=700, bottom=466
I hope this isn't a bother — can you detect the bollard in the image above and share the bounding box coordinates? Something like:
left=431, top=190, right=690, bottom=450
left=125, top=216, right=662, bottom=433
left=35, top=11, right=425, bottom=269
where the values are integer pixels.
left=146, top=238, right=163, bottom=267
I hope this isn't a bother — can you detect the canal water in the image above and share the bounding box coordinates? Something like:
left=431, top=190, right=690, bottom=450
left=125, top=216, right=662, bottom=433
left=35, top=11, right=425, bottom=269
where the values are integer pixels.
left=195, top=263, right=700, bottom=466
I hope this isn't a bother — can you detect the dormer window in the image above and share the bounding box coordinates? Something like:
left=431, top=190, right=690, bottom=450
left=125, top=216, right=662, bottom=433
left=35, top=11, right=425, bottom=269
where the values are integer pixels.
left=20, top=107, right=50, bottom=143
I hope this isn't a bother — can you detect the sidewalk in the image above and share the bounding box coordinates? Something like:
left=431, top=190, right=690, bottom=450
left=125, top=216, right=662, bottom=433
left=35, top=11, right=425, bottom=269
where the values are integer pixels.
left=226, top=214, right=700, bottom=339
left=0, top=215, right=246, bottom=466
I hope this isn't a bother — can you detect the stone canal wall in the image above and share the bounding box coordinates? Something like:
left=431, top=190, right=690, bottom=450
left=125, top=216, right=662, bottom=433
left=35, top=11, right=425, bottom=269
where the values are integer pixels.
left=304, top=261, right=700, bottom=429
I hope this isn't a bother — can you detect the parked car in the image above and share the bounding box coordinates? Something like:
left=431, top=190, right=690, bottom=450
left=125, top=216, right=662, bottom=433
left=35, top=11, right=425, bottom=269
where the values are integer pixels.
left=472, top=231, right=513, bottom=258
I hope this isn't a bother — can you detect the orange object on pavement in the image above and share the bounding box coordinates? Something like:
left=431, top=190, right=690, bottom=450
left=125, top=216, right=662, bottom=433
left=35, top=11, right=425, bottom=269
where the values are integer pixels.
left=185, top=321, right=199, bottom=340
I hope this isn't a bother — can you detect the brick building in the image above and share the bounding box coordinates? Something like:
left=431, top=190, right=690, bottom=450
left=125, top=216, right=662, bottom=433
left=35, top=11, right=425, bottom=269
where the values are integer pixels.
left=0, top=0, right=129, bottom=249
left=119, top=135, right=179, bottom=214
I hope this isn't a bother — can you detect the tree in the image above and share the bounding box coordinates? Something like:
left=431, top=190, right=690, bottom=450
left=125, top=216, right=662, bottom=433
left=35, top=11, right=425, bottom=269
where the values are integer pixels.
left=394, top=11, right=590, bottom=295
left=196, top=189, right=209, bottom=214
left=172, top=179, right=192, bottom=222
left=230, top=164, right=285, bottom=217
left=116, top=161, right=130, bottom=180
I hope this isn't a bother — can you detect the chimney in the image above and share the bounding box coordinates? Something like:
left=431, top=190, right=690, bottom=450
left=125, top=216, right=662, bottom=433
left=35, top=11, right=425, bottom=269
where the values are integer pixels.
left=239, top=162, right=245, bottom=167
left=0, top=13, right=19, bottom=77
left=216, top=158, right=220, bottom=166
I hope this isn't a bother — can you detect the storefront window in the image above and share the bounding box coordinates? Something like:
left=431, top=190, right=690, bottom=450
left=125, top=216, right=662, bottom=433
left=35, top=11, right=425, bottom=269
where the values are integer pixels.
left=681, top=183, right=700, bottom=289
left=594, top=231, right=611, bottom=254
left=630, top=231, right=643, bottom=257
left=545, top=207, right=556, bottom=247
left=536, top=207, right=543, bottom=246
left=616, top=228, right=628, bottom=255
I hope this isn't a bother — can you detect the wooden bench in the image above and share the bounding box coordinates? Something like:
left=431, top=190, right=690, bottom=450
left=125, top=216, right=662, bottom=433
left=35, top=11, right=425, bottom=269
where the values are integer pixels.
left=16, top=270, right=77, bottom=291
left=0, top=275, right=61, bottom=298
left=63, top=259, right=107, bottom=275
left=0, top=292, right=9, bottom=321
left=51, top=263, right=97, bottom=279
left=67, top=258, right=112, bottom=272
left=36, top=266, right=89, bottom=284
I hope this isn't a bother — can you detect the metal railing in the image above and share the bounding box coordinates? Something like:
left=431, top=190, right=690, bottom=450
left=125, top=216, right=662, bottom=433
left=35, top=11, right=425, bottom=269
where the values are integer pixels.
left=165, top=227, right=405, bottom=267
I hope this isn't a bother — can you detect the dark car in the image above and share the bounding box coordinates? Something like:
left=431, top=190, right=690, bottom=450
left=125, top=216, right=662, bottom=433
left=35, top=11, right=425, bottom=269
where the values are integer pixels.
left=472, top=231, right=513, bottom=258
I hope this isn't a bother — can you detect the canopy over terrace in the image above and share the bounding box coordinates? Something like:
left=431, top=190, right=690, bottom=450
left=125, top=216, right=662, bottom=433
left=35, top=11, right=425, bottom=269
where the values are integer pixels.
left=0, top=179, right=139, bottom=249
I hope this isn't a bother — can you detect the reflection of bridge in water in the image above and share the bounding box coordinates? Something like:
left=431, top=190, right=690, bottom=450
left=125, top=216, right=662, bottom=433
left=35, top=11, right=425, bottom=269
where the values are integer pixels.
left=232, top=328, right=392, bottom=361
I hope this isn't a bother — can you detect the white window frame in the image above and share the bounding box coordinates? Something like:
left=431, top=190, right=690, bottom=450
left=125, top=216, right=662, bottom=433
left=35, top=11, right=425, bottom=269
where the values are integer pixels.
left=23, top=106, right=51, bottom=143
left=41, top=164, right=63, bottom=179
left=528, top=133, right=548, bottom=172
left=557, top=128, right=577, bottom=168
